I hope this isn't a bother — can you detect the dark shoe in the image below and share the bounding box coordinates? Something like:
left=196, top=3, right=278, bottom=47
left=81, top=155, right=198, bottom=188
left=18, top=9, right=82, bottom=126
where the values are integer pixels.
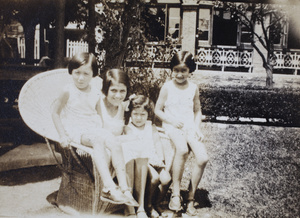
left=186, top=200, right=198, bottom=216
left=100, top=187, right=128, bottom=204
left=46, top=190, right=58, bottom=206
left=169, top=194, right=182, bottom=211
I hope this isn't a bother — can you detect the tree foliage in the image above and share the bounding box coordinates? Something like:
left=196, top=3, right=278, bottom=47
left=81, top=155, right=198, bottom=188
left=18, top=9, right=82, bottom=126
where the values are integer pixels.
left=215, top=1, right=287, bottom=87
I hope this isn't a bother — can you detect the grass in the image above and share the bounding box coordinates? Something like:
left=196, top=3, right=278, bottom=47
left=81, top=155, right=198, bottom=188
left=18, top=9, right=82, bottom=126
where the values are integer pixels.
left=1, top=122, right=299, bottom=217
left=181, top=122, right=300, bottom=217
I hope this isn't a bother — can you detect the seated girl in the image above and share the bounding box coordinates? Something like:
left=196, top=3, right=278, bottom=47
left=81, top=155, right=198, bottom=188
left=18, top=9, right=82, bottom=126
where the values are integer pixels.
left=122, top=94, right=172, bottom=218
left=51, top=52, right=138, bottom=207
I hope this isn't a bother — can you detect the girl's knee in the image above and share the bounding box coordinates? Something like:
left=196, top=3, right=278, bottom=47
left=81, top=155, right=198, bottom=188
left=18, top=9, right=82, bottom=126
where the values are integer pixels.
left=195, top=154, right=209, bottom=167
left=151, top=173, right=160, bottom=185
left=160, top=172, right=171, bottom=186
left=174, top=144, right=189, bottom=157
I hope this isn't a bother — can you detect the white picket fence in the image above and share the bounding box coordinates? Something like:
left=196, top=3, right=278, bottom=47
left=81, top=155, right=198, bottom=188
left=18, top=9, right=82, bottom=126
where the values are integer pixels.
left=66, top=39, right=89, bottom=57
left=17, top=38, right=89, bottom=62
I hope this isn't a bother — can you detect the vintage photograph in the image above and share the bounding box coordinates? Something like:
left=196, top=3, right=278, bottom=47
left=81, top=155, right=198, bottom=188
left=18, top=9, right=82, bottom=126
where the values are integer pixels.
left=0, top=0, right=299, bottom=217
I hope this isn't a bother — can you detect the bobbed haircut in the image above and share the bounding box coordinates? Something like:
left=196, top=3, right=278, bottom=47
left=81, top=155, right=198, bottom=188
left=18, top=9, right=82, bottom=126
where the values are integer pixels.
left=68, top=52, right=98, bottom=77
left=170, top=51, right=196, bottom=73
left=102, top=69, right=130, bottom=97
left=127, top=94, right=155, bottom=123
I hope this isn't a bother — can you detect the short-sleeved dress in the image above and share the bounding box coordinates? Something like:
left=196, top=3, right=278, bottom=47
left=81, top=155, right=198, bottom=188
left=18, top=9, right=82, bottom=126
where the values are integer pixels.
left=60, top=82, right=104, bottom=144
left=162, top=80, right=201, bottom=141
left=122, top=121, right=161, bottom=165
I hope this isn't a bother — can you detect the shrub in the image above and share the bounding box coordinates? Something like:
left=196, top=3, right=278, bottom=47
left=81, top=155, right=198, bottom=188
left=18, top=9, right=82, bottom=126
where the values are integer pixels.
left=200, top=85, right=300, bottom=126
left=126, top=67, right=170, bottom=104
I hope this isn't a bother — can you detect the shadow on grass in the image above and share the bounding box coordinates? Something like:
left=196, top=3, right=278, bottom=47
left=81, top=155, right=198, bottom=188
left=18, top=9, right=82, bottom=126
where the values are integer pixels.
left=0, top=165, right=61, bottom=186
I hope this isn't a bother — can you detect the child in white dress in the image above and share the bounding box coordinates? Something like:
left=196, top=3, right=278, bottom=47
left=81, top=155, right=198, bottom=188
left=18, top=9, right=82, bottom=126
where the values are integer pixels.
left=155, top=51, right=209, bottom=216
left=122, top=95, right=171, bottom=218
left=52, top=53, right=138, bottom=207
left=100, top=69, right=141, bottom=206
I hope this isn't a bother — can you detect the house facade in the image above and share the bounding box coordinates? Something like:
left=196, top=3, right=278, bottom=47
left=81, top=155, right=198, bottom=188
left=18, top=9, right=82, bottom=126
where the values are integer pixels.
left=136, top=0, right=300, bottom=74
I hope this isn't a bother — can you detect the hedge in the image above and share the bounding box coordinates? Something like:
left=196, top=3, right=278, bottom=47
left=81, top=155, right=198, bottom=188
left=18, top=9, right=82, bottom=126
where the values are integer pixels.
left=199, top=85, right=300, bottom=126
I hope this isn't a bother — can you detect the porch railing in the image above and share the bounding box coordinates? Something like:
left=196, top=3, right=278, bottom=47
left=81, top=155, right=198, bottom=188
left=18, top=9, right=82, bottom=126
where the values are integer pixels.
left=18, top=37, right=40, bottom=64
left=126, top=42, right=181, bottom=67
left=274, top=50, right=300, bottom=74
left=195, top=47, right=253, bottom=72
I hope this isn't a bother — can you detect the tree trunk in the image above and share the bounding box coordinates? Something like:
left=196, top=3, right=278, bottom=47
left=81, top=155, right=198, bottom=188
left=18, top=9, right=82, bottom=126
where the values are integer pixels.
left=88, top=0, right=96, bottom=54
left=54, top=0, right=66, bottom=68
left=264, top=61, right=274, bottom=88
left=115, top=0, right=138, bottom=68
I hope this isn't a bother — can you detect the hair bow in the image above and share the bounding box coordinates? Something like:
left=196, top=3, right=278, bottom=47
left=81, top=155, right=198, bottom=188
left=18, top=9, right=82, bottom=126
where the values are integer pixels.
left=128, top=94, right=137, bottom=101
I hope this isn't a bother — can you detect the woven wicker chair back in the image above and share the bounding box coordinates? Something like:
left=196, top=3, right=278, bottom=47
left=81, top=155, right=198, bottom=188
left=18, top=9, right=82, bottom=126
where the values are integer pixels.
left=19, top=69, right=71, bottom=142
left=18, top=69, right=103, bottom=143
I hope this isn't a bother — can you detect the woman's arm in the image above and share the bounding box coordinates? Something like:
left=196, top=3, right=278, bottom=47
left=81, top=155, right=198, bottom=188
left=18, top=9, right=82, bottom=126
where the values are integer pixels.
left=52, top=89, right=69, bottom=147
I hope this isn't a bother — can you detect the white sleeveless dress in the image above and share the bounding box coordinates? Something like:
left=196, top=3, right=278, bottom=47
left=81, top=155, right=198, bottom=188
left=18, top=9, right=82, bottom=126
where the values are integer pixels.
left=122, top=121, right=160, bottom=164
left=60, top=82, right=103, bottom=144
left=162, top=80, right=200, bottom=141
left=100, top=97, right=125, bottom=136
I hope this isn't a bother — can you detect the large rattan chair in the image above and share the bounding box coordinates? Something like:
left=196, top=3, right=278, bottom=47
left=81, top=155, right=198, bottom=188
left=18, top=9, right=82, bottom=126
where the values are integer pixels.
left=18, top=68, right=175, bottom=216
left=18, top=69, right=123, bottom=215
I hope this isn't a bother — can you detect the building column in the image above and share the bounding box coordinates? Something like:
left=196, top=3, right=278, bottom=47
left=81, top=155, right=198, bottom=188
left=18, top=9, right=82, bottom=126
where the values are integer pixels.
left=181, top=1, right=198, bottom=55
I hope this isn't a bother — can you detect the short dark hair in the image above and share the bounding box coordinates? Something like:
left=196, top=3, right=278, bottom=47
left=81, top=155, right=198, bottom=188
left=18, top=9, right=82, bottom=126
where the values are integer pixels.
left=170, top=51, right=196, bottom=73
left=68, top=52, right=98, bottom=77
left=102, top=68, right=130, bottom=97
left=126, top=94, right=155, bottom=124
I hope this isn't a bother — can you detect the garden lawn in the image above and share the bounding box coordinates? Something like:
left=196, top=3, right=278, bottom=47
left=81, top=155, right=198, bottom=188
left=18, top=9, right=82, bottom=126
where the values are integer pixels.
left=183, top=122, right=300, bottom=217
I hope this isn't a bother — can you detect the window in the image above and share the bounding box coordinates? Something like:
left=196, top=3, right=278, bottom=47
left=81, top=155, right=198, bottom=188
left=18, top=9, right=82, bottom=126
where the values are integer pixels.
left=168, top=7, right=180, bottom=41
left=287, top=15, right=300, bottom=49
left=270, top=16, right=288, bottom=49
left=212, top=9, right=237, bottom=46
left=143, top=5, right=181, bottom=43
left=197, top=8, right=211, bottom=46
left=237, top=11, right=252, bottom=48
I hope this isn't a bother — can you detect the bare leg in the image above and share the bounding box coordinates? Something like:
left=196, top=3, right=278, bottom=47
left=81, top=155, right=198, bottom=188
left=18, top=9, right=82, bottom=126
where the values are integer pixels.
left=105, top=137, right=139, bottom=207
left=81, top=134, right=115, bottom=189
left=168, top=129, right=189, bottom=211
left=81, top=134, right=129, bottom=204
left=124, top=160, right=136, bottom=216
left=151, top=168, right=171, bottom=217
left=105, top=137, right=129, bottom=190
left=186, top=138, right=209, bottom=215
left=155, top=169, right=172, bottom=207
left=146, top=165, right=160, bottom=215
left=134, top=158, right=148, bottom=217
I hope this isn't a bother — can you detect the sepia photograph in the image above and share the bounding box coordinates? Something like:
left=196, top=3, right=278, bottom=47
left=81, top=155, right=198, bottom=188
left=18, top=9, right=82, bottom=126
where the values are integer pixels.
left=0, top=0, right=299, bottom=217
